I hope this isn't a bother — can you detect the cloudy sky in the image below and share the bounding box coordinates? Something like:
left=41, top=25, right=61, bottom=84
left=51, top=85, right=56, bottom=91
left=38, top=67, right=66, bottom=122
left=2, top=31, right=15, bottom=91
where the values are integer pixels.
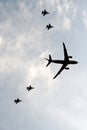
left=0, top=0, right=87, bottom=130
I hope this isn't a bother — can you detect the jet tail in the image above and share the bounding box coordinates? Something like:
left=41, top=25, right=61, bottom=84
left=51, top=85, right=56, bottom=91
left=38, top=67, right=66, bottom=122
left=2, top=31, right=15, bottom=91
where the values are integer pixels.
left=45, top=55, right=52, bottom=67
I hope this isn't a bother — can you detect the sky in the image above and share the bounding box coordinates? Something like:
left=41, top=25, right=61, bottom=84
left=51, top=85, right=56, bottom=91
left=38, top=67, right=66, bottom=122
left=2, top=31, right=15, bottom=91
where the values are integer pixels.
left=0, top=0, right=87, bottom=130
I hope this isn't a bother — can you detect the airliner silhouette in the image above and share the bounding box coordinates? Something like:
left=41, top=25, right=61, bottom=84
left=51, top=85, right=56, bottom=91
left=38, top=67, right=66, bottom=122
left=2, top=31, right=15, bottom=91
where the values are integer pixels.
left=45, top=42, right=78, bottom=79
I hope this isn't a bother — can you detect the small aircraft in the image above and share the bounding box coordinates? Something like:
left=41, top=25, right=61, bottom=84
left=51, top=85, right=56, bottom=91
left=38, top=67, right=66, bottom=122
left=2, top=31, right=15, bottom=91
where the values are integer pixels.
left=46, top=24, right=54, bottom=30
left=26, top=85, right=34, bottom=91
left=45, top=42, right=78, bottom=79
left=14, top=98, right=22, bottom=104
left=41, top=9, right=49, bottom=16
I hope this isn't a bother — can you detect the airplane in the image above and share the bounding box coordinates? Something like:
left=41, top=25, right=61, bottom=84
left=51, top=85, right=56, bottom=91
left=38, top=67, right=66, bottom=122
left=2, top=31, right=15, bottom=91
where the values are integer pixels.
left=45, top=42, right=78, bottom=79
left=26, top=85, right=34, bottom=91
left=14, top=98, right=22, bottom=104
left=41, top=9, right=49, bottom=16
left=46, top=24, right=54, bottom=30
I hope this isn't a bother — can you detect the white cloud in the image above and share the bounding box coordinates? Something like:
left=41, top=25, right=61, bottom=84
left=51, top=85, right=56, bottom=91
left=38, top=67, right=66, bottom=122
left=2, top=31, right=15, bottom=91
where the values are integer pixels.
left=18, top=0, right=32, bottom=18
left=0, top=0, right=86, bottom=130
left=57, top=4, right=63, bottom=14
left=56, top=0, right=78, bottom=31
left=0, top=36, right=2, bottom=44
left=26, top=63, right=53, bottom=82
left=63, top=16, right=71, bottom=31
left=57, top=0, right=77, bottom=14
left=82, top=10, right=87, bottom=29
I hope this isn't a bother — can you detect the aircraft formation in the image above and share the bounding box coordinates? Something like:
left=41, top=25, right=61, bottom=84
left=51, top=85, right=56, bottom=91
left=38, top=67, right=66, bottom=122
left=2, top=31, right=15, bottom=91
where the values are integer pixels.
left=41, top=9, right=54, bottom=30
left=41, top=9, right=78, bottom=79
left=14, top=9, right=78, bottom=104
left=14, top=85, right=34, bottom=104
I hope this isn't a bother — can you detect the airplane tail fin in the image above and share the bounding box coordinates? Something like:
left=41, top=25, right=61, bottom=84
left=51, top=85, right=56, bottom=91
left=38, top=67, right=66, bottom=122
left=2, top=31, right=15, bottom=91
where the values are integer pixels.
left=45, top=55, right=52, bottom=67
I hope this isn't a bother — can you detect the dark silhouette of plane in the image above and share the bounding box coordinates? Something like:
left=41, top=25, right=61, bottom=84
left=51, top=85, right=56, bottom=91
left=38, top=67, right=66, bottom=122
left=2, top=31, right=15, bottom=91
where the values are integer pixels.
left=26, top=85, right=34, bottom=91
left=45, top=42, right=78, bottom=79
left=46, top=24, right=54, bottom=30
left=14, top=98, right=22, bottom=104
left=41, top=9, right=49, bottom=16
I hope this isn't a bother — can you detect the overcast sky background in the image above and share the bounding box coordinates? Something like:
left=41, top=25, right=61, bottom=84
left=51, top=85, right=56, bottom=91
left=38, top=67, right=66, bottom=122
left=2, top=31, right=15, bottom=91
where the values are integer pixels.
left=0, top=0, right=87, bottom=130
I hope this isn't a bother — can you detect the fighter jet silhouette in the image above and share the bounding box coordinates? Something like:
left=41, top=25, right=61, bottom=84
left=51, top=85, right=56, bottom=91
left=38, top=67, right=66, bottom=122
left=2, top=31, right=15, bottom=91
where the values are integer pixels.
left=46, top=24, right=54, bottom=30
left=41, top=9, right=49, bottom=16
left=14, top=98, right=22, bottom=104
left=26, top=85, right=34, bottom=91
left=45, top=42, right=78, bottom=79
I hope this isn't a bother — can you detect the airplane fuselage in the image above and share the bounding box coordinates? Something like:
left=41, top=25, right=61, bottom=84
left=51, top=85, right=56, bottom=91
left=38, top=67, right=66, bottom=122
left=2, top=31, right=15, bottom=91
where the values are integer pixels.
left=51, top=59, right=78, bottom=65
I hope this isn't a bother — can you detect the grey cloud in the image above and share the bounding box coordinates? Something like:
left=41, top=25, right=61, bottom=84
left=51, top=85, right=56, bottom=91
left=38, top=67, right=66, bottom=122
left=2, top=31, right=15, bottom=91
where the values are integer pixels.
left=0, top=0, right=87, bottom=130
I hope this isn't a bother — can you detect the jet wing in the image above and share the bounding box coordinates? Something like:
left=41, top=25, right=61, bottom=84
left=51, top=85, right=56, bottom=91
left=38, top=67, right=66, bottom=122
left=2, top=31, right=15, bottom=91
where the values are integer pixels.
left=53, top=64, right=66, bottom=79
left=63, top=42, right=69, bottom=61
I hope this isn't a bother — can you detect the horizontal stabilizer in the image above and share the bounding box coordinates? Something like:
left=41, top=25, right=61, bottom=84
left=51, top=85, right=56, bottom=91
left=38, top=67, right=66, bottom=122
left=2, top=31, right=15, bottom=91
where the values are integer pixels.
left=45, top=55, right=52, bottom=67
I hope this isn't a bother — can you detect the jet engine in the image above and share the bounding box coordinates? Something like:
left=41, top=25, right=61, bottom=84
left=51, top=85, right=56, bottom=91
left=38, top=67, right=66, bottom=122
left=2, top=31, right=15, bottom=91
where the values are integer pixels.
left=68, top=56, right=72, bottom=58
left=65, top=67, right=69, bottom=70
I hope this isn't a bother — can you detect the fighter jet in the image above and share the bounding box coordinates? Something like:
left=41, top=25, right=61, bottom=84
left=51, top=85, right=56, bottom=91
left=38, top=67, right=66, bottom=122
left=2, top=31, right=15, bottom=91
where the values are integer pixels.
left=45, top=42, right=78, bottom=79
left=46, top=24, right=54, bottom=30
left=41, top=9, right=49, bottom=16
left=14, top=98, right=22, bottom=104
left=26, top=85, right=34, bottom=91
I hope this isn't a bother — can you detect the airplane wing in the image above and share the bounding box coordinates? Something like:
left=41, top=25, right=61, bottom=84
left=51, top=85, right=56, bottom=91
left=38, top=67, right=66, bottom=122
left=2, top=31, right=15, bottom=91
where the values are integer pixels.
left=63, top=42, right=69, bottom=61
left=53, top=64, right=66, bottom=79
